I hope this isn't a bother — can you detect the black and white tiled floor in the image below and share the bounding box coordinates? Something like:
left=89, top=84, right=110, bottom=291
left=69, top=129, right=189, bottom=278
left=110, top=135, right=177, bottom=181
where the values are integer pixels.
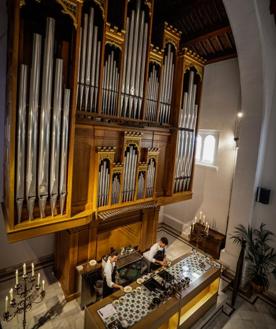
left=0, top=228, right=275, bottom=328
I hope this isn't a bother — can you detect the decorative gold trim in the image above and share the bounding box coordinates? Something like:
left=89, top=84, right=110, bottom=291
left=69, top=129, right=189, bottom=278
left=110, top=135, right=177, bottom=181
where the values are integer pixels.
left=94, top=0, right=105, bottom=19
left=105, top=23, right=125, bottom=50
left=138, top=163, right=148, bottom=172
left=149, top=45, right=163, bottom=66
left=144, top=0, right=153, bottom=16
left=20, top=0, right=26, bottom=7
left=163, top=22, right=182, bottom=50
left=56, top=0, right=82, bottom=29
left=123, top=131, right=143, bottom=150
left=96, top=146, right=116, bottom=162
left=180, top=47, right=206, bottom=80
left=112, top=163, right=123, bottom=174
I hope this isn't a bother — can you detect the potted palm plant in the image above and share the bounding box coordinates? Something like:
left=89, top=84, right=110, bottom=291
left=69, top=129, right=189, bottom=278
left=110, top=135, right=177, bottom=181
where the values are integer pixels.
left=231, top=223, right=276, bottom=292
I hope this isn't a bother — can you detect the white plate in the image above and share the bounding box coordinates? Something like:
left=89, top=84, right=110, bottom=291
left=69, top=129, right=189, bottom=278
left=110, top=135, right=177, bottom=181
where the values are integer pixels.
left=136, top=287, right=142, bottom=293
left=136, top=278, right=144, bottom=284
left=89, top=259, right=97, bottom=266
left=124, top=286, right=132, bottom=293
left=112, top=300, right=119, bottom=306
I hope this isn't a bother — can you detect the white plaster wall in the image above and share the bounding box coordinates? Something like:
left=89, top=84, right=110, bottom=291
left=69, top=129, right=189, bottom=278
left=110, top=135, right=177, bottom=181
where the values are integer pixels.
left=0, top=0, right=55, bottom=271
left=163, top=58, right=240, bottom=235
left=221, top=0, right=276, bottom=272
left=253, top=0, right=276, bottom=250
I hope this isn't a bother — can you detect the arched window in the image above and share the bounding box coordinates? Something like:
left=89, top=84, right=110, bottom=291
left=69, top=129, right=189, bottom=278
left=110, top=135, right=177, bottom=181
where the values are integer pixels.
left=196, top=130, right=219, bottom=166
left=196, top=135, right=202, bottom=161
left=202, top=135, right=216, bottom=163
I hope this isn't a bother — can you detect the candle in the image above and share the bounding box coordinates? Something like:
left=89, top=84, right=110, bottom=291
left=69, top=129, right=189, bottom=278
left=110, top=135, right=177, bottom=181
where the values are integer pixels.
left=23, top=263, right=26, bottom=276
left=194, top=216, right=197, bottom=223
left=37, top=273, right=40, bottom=286
left=9, top=288, right=13, bottom=301
left=5, top=296, right=9, bottom=313
left=31, top=263, right=35, bottom=277
left=199, top=211, right=203, bottom=220
left=15, top=269, right=19, bottom=285
left=42, top=280, right=45, bottom=291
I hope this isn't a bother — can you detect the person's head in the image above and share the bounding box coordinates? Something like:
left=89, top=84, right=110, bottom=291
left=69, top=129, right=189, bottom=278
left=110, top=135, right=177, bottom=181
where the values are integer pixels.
left=159, top=237, right=169, bottom=248
left=110, top=250, right=119, bottom=263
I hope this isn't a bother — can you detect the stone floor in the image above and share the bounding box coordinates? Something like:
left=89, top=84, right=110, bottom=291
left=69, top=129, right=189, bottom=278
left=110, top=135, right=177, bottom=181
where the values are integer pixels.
left=0, top=228, right=275, bottom=329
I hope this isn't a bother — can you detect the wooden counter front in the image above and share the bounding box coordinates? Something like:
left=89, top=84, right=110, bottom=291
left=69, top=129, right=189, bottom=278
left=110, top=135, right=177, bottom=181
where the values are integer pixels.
left=84, top=254, right=221, bottom=329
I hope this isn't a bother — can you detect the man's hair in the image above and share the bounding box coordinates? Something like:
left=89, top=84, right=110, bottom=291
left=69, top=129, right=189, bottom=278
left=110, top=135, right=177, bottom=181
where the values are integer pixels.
left=110, top=250, right=119, bottom=257
left=160, top=237, right=169, bottom=246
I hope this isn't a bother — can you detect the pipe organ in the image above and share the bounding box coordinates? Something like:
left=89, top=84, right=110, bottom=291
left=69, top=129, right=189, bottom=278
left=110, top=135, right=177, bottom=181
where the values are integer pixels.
left=4, top=0, right=205, bottom=296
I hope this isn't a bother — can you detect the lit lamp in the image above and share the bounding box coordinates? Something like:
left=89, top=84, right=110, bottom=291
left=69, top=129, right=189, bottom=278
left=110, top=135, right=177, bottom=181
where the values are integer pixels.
left=234, top=111, right=243, bottom=147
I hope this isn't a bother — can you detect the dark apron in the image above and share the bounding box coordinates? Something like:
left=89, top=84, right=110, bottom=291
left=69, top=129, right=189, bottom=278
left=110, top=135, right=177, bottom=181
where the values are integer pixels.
left=103, top=265, right=117, bottom=298
left=150, top=248, right=165, bottom=271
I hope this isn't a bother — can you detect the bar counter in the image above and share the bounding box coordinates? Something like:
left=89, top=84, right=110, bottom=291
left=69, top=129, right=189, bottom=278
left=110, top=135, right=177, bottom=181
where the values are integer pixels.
left=84, top=252, right=221, bottom=329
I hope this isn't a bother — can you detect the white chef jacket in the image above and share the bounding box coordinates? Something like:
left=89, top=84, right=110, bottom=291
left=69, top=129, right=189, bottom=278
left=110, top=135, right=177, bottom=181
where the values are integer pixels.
left=103, top=258, right=116, bottom=288
left=145, top=242, right=166, bottom=263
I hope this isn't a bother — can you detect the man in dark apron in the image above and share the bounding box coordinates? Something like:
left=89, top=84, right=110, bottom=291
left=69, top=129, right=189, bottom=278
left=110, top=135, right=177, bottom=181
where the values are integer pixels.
left=103, top=251, right=123, bottom=298
left=146, top=237, right=169, bottom=271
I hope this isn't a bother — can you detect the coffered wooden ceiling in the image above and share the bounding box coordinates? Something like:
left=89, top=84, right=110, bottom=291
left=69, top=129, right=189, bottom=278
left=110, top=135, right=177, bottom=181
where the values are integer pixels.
left=152, top=0, right=237, bottom=64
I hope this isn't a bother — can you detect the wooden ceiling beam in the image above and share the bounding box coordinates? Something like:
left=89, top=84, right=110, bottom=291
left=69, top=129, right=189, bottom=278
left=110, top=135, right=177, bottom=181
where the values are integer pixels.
left=206, top=51, right=237, bottom=64
left=183, top=25, right=232, bottom=46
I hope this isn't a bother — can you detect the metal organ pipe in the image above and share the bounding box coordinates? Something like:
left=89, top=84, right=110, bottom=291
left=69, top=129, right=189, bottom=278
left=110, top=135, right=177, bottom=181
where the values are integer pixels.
left=84, top=8, right=94, bottom=111
left=180, top=70, right=199, bottom=129
left=14, top=18, right=71, bottom=222
left=159, top=44, right=175, bottom=124
left=90, top=25, right=98, bottom=111
left=59, top=89, right=70, bottom=215
left=121, top=0, right=148, bottom=119
left=137, top=172, right=145, bottom=199
left=50, top=59, right=63, bottom=216
left=112, top=175, right=120, bottom=204
left=26, top=33, right=41, bottom=220
left=102, top=50, right=119, bottom=115
left=146, top=159, right=155, bottom=197
left=16, top=65, right=28, bottom=223
left=78, top=7, right=101, bottom=112
left=138, top=22, right=148, bottom=119
left=79, top=14, right=88, bottom=110
left=146, top=65, right=159, bottom=121
left=38, top=17, right=55, bottom=218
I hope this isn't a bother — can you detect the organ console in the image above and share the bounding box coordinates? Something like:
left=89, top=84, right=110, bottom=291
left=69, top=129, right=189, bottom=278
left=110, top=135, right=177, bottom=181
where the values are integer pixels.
left=3, top=0, right=206, bottom=299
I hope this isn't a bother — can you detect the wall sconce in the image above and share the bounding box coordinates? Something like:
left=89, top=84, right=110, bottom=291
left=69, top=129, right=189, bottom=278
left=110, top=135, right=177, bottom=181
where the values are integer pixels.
left=234, top=112, right=243, bottom=147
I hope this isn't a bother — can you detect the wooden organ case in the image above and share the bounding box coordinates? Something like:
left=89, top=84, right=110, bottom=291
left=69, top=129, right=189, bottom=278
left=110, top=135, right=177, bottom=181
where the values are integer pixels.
left=3, top=0, right=206, bottom=299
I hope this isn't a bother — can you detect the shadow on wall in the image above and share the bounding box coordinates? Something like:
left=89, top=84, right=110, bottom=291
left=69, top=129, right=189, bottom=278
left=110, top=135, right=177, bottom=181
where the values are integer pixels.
left=0, top=208, right=55, bottom=270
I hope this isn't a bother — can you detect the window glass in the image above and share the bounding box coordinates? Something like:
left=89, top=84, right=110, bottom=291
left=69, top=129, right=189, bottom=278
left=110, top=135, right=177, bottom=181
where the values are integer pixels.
left=195, top=135, right=202, bottom=161
left=202, top=135, right=216, bottom=163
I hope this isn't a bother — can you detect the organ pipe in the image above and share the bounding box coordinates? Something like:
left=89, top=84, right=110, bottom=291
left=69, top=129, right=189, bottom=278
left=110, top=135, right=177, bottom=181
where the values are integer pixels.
left=38, top=17, right=55, bottom=218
